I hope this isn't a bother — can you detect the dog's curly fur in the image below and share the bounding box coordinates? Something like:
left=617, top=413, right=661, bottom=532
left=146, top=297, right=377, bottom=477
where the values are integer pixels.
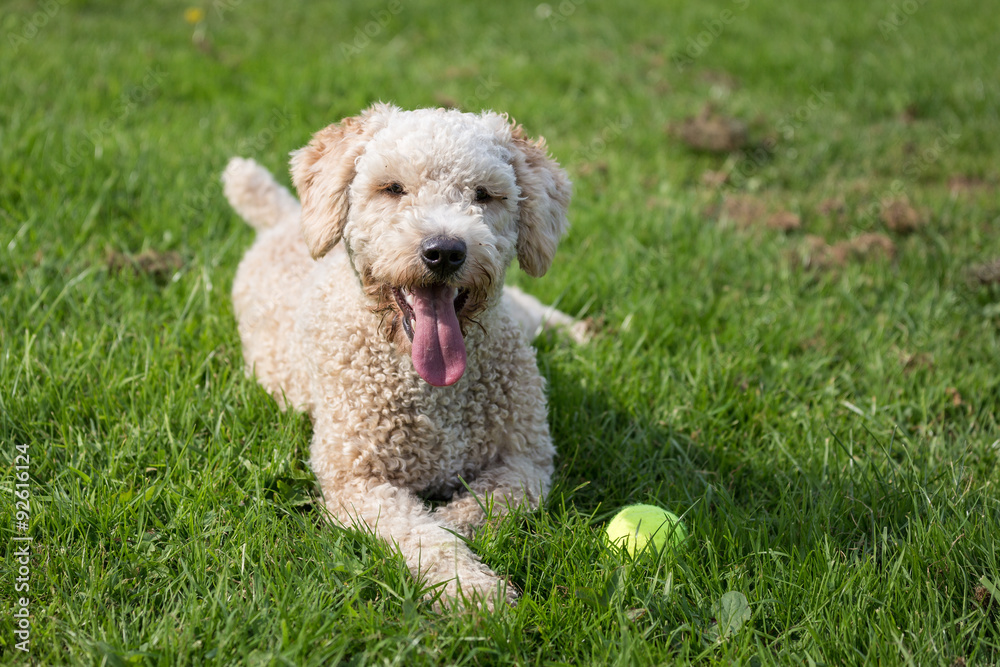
left=223, top=104, right=583, bottom=608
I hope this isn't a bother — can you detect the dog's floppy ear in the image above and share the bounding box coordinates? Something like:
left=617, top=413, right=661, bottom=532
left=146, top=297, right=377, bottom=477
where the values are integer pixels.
left=290, top=105, right=392, bottom=259
left=508, top=122, right=572, bottom=277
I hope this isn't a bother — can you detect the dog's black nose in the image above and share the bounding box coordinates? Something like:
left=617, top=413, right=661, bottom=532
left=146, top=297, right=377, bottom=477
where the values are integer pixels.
left=420, top=237, right=467, bottom=277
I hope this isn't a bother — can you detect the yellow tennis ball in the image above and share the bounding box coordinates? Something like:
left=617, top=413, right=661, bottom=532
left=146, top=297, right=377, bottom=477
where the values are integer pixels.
left=605, top=504, right=687, bottom=556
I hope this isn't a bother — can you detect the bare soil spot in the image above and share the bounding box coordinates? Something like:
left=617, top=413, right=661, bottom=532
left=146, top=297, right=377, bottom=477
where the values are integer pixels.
left=974, top=585, right=995, bottom=615
left=898, top=349, right=934, bottom=374
left=577, top=161, right=609, bottom=177
left=766, top=211, right=802, bottom=232
left=106, top=249, right=183, bottom=283
left=948, top=174, right=994, bottom=195
left=714, top=194, right=767, bottom=228
left=673, top=105, right=749, bottom=153
left=706, top=194, right=800, bottom=234
left=846, top=233, right=897, bottom=259
left=898, top=103, right=921, bottom=124
left=700, top=169, right=729, bottom=188
left=797, top=335, right=828, bottom=352
left=969, top=258, right=1000, bottom=286
left=793, top=233, right=896, bottom=270
left=817, top=197, right=847, bottom=217
left=433, top=93, right=460, bottom=109
left=945, top=387, right=965, bottom=407
left=880, top=198, right=925, bottom=235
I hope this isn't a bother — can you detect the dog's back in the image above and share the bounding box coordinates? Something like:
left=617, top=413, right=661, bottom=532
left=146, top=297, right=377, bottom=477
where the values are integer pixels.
left=225, top=157, right=317, bottom=410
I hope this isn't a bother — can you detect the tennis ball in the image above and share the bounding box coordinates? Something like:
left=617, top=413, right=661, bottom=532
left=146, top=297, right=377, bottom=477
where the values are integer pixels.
left=605, top=504, right=687, bottom=557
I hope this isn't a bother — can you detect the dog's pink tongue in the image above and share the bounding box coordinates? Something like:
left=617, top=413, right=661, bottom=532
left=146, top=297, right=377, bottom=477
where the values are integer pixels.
left=410, top=285, right=466, bottom=386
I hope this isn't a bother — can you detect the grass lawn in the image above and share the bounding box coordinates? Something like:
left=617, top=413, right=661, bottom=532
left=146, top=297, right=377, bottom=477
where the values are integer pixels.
left=2, top=0, right=999, bottom=664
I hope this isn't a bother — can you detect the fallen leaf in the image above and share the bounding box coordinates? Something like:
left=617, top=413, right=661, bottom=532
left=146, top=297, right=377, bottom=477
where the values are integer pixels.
left=706, top=591, right=751, bottom=642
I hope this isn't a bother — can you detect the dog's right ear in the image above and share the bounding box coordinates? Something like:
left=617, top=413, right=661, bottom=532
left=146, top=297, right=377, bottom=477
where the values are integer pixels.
left=290, top=105, right=392, bottom=259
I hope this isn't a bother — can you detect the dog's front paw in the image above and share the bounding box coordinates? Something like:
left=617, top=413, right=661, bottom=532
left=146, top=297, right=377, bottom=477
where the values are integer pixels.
left=451, top=563, right=519, bottom=611
left=427, top=557, right=518, bottom=611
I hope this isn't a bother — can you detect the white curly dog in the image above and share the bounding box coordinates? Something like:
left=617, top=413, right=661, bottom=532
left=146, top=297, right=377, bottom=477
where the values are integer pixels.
left=223, top=104, right=585, bottom=609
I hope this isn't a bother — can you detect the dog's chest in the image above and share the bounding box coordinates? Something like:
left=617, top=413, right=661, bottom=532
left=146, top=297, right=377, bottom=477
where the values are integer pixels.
left=343, top=334, right=520, bottom=495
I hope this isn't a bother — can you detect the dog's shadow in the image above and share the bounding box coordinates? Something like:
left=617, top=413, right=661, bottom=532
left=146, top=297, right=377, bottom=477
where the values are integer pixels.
left=536, top=337, right=737, bottom=518
left=535, top=336, right=923, bottom=560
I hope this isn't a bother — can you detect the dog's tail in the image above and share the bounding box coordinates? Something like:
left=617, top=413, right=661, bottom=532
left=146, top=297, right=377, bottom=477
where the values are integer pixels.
left=222, top=157, right=300, bottom=231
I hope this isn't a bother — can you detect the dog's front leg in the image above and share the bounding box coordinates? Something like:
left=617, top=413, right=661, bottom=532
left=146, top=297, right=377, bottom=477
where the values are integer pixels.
left=433, top=452, right=554, bottom=535
left=320, top=476, right=517, bottom=609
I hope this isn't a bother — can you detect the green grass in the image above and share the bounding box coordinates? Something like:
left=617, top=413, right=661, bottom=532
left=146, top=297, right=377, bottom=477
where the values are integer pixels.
left=2, top=0, right=999, bottom=664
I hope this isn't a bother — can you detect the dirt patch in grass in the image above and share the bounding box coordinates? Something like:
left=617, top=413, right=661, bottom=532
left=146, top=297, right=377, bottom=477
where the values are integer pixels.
left=577, top=160, right=610, bottom=177
left=897, top=349, right=934, bottom=374
left=880, top=198, right=925, bottom=234
left=672, top=105, right=749, bottom=153
left=106, top=249, right=184, bottom=283
left=944, top=387, right=966, bottom=408
left=847, top=233, right=898, bottom=259
left=433, top=93, right=460, bottom=109
left=797, top=335, right=828, bottom=353
left=793, top=233, right=896, bottom=270
left=948, top=174, right=995, bottom=195
left=816, top=197, right=846, bottom=215
left=717, top=194, right=767, bottom=227
left=705, top=194, right=800, bottom=233
left=766, top=210, right=802, bottom=232
left=973, top=584, right=996, bottom=616
left=969, top=258, right=1000, bottom=286
left=700, top=169, right=729, bottom=188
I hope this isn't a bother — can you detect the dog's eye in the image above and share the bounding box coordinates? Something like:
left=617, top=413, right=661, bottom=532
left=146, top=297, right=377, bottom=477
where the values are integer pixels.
left=474, top=187, right=492, bottom=202
left=383, top=182, right=406, bottom=196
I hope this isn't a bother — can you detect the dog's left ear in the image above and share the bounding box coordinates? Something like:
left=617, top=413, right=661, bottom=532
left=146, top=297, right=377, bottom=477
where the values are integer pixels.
left=507, top=123, right=572, bottom=277
left=290, top=104, right=393, bottom=259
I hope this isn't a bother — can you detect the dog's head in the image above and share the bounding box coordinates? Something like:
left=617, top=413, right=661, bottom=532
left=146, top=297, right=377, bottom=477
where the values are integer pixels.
left=290, top=104, right=571, bottom=387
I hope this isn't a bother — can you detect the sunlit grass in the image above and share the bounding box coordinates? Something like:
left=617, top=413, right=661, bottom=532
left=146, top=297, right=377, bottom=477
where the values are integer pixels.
left=1, top=0, right=998, bottom=664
